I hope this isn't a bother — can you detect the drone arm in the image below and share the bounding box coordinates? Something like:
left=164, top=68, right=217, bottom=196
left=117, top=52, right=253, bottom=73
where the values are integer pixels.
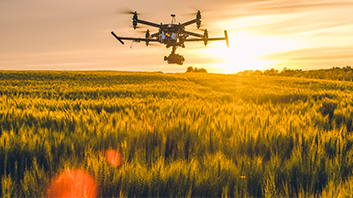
left=184, top=38, right=204, bottom=42
left=185, top=30, right=229, bottom=48
left=111, top=31, right=125, bottom=44
left=184, top=30, right=203, bottom=38
left=137, top=19, right=160, bottom=28
left=185, top=37, right=228, bottom=44
left=185, top=37, right=225, bottom=42
left=181, top=19, right=197, bottom=27
left=182, top=11, right=202, bottom=28
left=151, top=32, right=159, bottom=38
left=111, top=32, right=159, bottom=44
left=118, top=37, right=159, bottom=42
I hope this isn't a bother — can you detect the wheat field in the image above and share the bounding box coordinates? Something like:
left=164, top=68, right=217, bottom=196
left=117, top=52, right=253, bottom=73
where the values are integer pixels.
left=1, top=70, right=353, bottom=197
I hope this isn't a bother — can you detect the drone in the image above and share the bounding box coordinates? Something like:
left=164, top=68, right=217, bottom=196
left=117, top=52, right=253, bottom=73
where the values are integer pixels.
left=111, top=10, right=229, bottom=65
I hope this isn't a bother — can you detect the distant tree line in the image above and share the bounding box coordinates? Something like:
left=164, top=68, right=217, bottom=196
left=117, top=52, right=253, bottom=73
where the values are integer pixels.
left=237, top=66, right=353, bottom=81
left=186, top=66, right=208, bottom=73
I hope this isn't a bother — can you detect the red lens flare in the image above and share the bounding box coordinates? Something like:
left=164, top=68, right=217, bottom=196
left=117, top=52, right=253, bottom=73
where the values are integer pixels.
left=105, top=149, right=122, bottom=166
left=46, top=169, right=97, bottom=198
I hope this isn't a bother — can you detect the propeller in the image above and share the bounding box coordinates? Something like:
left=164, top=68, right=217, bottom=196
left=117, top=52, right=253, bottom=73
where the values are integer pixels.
left=183, top=9, right=202, bottom=29
left=113, top=8, right=142, bottom=30
left=134, top=29, right=158, bottom=46
left=203, top=29, right=209, bottom=46
left=145, top=29, right=150, bottom=46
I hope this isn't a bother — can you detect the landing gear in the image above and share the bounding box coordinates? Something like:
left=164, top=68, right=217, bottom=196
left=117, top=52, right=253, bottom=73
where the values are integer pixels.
left=164, top=46, right=185, bottom=65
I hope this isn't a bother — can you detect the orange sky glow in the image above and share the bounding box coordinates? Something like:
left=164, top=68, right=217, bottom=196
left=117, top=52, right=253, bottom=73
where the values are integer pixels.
left=1, top=0, right=353, bottom=73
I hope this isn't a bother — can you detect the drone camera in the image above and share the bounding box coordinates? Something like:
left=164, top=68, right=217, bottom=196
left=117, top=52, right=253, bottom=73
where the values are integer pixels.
left=164, top=53, right=185, bottom=65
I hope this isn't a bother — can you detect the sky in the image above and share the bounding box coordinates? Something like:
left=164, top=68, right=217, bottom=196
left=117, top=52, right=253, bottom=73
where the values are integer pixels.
left=1, top=0, right=353, bottom=73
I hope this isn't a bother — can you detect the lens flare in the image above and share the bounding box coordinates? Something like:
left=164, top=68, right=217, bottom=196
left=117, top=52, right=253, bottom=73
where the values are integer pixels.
left=201, top=31, right=304, bottom=73
left=105, top=149, right=123, bottom=166
left=46, top=169, right=97, bottom=198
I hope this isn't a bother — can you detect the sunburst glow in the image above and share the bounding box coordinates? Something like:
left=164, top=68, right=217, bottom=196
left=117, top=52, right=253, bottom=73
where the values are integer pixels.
left=203, top=32, right=303, bottom=73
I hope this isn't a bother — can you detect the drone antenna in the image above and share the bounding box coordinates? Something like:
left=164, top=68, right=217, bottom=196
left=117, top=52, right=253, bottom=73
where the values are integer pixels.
left=130, top=40, right=134, bottom=48
left=171, top=14, right=176, bottom=24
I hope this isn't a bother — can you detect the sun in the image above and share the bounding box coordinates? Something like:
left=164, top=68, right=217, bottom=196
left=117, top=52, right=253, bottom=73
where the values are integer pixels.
left=203, top=32, right=301, bottom=73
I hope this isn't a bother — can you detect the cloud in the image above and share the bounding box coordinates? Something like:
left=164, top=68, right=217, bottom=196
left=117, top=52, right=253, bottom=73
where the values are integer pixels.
left=217, top=0, right=353, bottom=36
left=259, top=46, right=353, bottom=69
left=261, top=46, right=353, bottom=61
left=217, top=0, right=353, bottom=18
left=1, top=0, right=353, bottom=71
left=244, top=15, right=353, bottom=36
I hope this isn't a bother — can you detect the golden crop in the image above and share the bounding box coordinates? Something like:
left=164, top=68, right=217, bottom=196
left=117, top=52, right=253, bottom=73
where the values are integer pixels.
left=1, top=70, right=353, bottom=197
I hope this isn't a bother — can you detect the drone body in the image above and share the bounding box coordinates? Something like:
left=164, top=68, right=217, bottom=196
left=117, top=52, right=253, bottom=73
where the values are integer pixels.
left=111, top=10, right=229, bottom=65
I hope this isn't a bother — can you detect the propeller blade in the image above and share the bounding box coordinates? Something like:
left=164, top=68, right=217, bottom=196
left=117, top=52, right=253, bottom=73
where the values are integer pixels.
left=187, top=7, right=200, bottom=13
left=198, top=28, right=210, bottom=32
left=132, top=26, right=143, bottom=29
left=114, top=8, right=141, bottom=15
left=185, top=12, right=198, bottom=16
left=136, top=30, right=149, bottom=33
left=188, top=27, right=210, bottom=32
left=146, top=42, right=159, bottom=46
